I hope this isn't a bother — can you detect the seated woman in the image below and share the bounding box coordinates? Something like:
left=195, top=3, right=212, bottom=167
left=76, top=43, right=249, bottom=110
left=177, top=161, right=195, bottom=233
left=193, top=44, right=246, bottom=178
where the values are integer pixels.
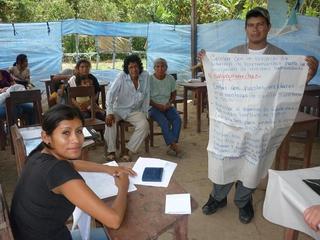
left=68, top=59, right=100, bottom=101
left=73, top=75, right=105, bottom=121
left=9, top=54, right=32, bottom=89
left=10, top=104, right=135, bottom=240
left=0, top=69, right=34, bottom=125
left=149, top=58, right=182, bottom=156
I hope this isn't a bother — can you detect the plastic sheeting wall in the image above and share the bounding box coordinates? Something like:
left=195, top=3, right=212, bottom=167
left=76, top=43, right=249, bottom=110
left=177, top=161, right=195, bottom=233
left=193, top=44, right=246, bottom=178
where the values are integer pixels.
left=197, top=16, right=320, bottom=84
left=0, top=16, right=319, bottom=88
left=147, top=23, right=191, bottom=76
left=0, top=21, right=62, bottom=85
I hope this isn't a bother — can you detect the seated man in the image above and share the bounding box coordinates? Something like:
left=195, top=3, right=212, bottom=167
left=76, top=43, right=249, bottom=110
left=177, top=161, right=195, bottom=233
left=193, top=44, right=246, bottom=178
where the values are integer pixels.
left=104, top=54, right=149, bottom=161
left=149, top=58, right=182, bottom=156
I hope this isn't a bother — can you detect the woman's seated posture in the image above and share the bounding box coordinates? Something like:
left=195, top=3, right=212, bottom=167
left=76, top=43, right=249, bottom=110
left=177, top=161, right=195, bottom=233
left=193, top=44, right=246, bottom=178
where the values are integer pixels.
left=10, top=104, right=135, bottom=240
left=68, top=59, right=100, bottom=99
left=72, top=75, right=105, bottom=121
left=0, top=69, right=34, bottom=125
left=149, top=58, right=182, bottom=156
left=9, top=54, right=32, bottom=89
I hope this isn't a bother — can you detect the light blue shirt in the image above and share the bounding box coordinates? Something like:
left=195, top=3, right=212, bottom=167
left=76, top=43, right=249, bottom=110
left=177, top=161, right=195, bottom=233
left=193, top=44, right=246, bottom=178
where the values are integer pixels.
left=106, top=71, right=149, bottom=119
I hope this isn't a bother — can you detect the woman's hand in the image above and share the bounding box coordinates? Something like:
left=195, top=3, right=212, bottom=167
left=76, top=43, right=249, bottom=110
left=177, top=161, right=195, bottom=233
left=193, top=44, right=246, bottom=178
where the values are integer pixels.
left=305, top=56, right=319, bottom=83
left=109, top=166, right=137, bottom=177
left=106, top=114, right=115, bottom=127
left=114, top=172, right=129, bottom=192
left=304, top=205, right=320, bottom=231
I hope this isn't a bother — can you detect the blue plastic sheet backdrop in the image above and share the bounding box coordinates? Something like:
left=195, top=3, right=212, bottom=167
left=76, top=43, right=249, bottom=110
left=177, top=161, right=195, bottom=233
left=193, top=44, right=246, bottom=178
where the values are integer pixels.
left=0, top=16, right=319, bottom=89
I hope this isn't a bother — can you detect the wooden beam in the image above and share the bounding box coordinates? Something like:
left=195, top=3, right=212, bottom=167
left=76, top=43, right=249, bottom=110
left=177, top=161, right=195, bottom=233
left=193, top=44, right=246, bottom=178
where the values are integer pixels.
left=191, top=0, right=197, bottom=78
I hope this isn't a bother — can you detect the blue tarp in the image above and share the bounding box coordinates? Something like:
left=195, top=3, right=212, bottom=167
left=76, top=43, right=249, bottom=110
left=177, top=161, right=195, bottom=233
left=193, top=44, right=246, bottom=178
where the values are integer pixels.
left=0, top=16, right=319, bottom=89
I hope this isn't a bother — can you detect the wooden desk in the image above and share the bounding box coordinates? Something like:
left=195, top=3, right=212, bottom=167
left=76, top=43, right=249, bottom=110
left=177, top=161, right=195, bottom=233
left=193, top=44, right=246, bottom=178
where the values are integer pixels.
left=104, top=163, right=198, bottom=240
left=275, top=112, right=320, bottom=170
left=0, top=184, right=13, bottom=239
left=178, top=81, right=207, bottom=133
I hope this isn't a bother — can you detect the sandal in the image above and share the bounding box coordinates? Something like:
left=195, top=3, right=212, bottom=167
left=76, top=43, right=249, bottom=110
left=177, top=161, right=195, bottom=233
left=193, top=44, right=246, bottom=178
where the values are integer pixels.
left=105, top=152, right=116, bottom=161
left=120, top=154, right=131, bottom=162
left=166, top=146, right=183, bottom=158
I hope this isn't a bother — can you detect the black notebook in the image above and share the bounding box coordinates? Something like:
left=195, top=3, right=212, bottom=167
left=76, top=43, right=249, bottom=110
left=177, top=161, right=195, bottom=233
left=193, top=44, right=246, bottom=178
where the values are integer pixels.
left=303, top=179, right=320, bottom=196
left=142, top=167, right=164, bottom=182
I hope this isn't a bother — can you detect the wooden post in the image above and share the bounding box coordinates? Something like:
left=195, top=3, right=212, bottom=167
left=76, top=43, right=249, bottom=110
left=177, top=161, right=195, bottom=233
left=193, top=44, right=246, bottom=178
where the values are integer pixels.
left=191, top=0, right=197, bottom=78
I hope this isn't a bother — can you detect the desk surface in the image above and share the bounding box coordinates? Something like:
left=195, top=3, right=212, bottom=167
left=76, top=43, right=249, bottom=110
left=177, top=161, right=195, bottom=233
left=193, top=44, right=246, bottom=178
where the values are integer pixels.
left=104, top=163, right=198, bottom=240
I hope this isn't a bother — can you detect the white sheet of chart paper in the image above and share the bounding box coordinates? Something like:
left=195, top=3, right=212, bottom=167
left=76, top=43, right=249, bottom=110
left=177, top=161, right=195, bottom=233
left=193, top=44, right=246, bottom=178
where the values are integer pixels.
left=203, top=53, right=308, bottom=188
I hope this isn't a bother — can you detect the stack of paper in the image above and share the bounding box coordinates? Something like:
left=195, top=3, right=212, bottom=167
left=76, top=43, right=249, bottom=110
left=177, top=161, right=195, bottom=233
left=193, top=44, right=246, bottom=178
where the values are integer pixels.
left=165, top=193, right=191, bottom=214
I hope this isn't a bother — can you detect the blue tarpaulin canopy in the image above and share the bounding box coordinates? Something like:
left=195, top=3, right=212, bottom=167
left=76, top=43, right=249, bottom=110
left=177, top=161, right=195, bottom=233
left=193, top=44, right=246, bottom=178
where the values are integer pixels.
left=0, top=16, right=319, bottom=88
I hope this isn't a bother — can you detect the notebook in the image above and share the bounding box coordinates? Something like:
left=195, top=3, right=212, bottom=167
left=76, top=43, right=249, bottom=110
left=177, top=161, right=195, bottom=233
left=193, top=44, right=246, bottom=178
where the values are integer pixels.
left=142, top=167, right=164, bottom=182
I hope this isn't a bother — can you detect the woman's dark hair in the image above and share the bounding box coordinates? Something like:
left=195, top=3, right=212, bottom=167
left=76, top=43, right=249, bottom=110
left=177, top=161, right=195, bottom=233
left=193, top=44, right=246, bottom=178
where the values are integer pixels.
left=13, top=54, right=28, bottom=66
left=29, top=104, right=84, bottom=156
left=75, top=59, right=91, bottom=71
left=123, top=54, right=143, bottom=74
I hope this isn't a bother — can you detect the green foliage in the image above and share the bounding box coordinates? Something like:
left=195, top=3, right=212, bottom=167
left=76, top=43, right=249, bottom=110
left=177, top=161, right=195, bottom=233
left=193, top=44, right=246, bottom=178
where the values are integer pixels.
left=1, top=0, right=318, bottom=57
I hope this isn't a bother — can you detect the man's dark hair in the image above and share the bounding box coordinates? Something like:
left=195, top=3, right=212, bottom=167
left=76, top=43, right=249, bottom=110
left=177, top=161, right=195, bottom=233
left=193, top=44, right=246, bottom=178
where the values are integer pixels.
left=245, top=7, right=271, bottom=27
left=123, top=54, right=143, bottom=74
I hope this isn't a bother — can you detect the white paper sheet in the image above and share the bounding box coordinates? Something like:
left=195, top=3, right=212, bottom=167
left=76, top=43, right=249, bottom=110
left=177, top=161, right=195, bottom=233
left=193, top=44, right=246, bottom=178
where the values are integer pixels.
left=79, top=161, right=137, bottom=199
left=263, top=167, right=320, bottom=240
left=130, top=157, right=177, bottom=187
left=72, top=208, right=91, bottom=240
left=82, top=127, right=92, bottom=138
left=203, top=53, right=308, bottom=188
left=165, top=193, right=191, bottom=214
left=19, top=126, right=42, bottom=140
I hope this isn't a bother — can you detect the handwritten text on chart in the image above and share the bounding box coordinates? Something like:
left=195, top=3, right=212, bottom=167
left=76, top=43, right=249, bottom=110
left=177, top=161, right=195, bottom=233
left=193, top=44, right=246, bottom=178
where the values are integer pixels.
left=204, top=53, right=308, bottom=164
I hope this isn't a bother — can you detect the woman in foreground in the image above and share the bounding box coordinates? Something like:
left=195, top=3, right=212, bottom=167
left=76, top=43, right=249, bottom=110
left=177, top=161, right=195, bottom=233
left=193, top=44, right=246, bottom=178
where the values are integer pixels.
left=10, top=104, right=135, bottom=240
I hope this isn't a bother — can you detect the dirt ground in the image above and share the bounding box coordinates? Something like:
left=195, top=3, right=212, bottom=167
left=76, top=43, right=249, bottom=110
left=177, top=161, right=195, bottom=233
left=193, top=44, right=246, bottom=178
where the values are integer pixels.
left=0, top=101, right=319, bottom=240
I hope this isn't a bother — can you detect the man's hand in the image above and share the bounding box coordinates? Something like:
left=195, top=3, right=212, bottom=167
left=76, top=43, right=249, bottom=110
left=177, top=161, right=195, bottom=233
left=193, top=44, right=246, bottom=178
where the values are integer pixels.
left=197, top=49, right=206, bottom=60
left=106, top=114, right=115, bottom=127
left=306, top=56, right=319, bottom=83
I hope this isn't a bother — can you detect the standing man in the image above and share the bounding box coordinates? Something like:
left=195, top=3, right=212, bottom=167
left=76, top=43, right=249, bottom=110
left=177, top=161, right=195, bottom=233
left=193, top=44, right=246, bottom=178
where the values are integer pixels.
left=104, top=54, right=149, bottom=162
left=201, top=7, right=318, bottom=224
